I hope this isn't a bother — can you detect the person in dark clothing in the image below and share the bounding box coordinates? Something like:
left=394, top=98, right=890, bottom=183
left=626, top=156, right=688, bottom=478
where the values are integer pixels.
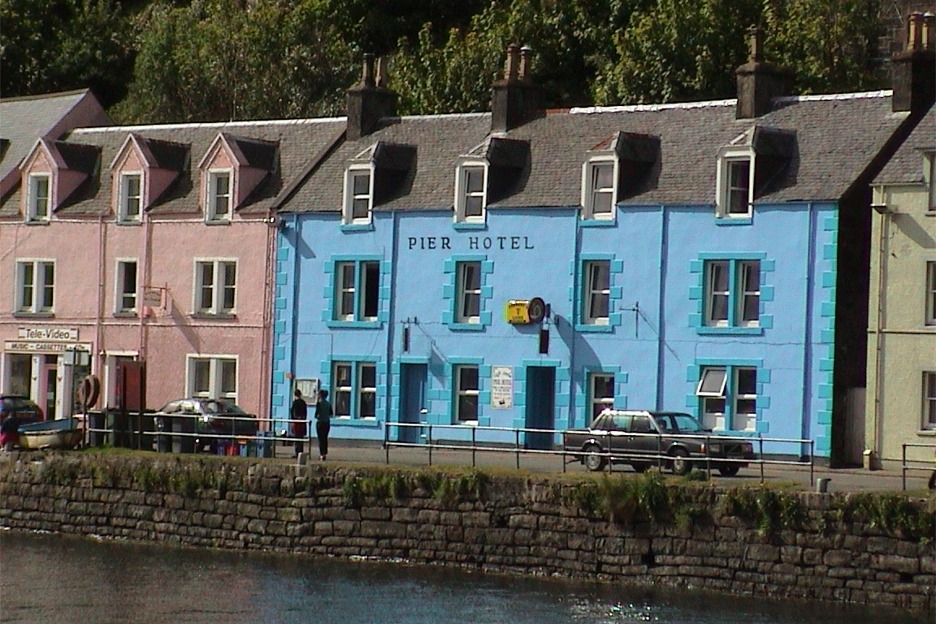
left=290, top=389, right=308, bottom=457
left=0, top=414, right=20, bottom=452
left=315, top=389, right=333, bottom=461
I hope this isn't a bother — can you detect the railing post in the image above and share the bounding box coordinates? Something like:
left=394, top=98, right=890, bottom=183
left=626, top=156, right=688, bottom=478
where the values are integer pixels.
left=902, top=443, right=907, bottom=491
left=809, top=440, right=814, bottom=487
left=759, top=435, right=765, bottom=484
left=384, top=422, right=389, bottom=464
left=515, top=428, right=521, bottom=470
left=472, top=426, right=477, bottom=468
left=428, top=425, right=433, bottom=466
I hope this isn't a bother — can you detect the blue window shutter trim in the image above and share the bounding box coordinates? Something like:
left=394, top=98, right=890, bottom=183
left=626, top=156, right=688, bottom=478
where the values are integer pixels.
left=688, top=286, right=702, bottom=300
left=822, top=244, right=837, bottom=261
left=276, top=273, right=287, bottom=285
left=820, top=329, right=835, bottom=343
left=611, top=259, right=624, bottom=273
left=609, top=312, right=622, bottom=325
left=823, top=216, right=837, bottom=232
left=755, top=421, right=769, bottom=434
left=442, top=284, right=454, bottom=298
left=274, top=297, right=287, bottom=310
left=760, top=285, right=774, bottom=302
left=443, top=259, right=455, bottom=273
left=821, top=301, right=836, bottom=317
left=818, top=384, right=832, bottom=399
left=481, top=285, right=493, bottom=297
left=274, top=320, right=286, bottom=334
left=481, top=260, right=494, bottom=273
left=761, top=258, right=775, bottom=272
left=756, top=395, right=770, bottom=409
left=821, top=271, right=836, bottom=288
left=759, top=315, right=773, bottom=329
left=273, top=345, right=286, bottom=361
left=610, top=286, right=623, bottom=298
left=689, top=259, right=703, bottom=273
left=819, top=358, right=833, bottom=371
left=555, top=394, right=570, bottom=408
left=555, top=367, right=571, bottom=382
left=688, top=313, right=702, bottom=327
left=686, top=365, right=700, bottom=382
left=480, top=311, right=492, bottom=325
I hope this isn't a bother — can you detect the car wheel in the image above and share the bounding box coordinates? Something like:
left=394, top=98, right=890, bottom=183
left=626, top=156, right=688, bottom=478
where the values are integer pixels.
left=669, top=448, right=691, bottom=476
left=631, top=462, right=651, bottom=473
left=717, top=464, right=740, bottom=477
left=582, top=444, right=606, bottom=472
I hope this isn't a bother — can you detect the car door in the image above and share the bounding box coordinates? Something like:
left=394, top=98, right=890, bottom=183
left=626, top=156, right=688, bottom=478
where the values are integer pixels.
left=627, top=414, right=660, bottom=462
left=606, top=413, right=632, bottom=457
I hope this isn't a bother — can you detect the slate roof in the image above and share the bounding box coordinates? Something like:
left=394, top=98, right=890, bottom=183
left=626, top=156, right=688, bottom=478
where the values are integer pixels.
left=285, top=90, right=912, bottom=214
left=0, top=90, right=109, bottom=189
left=873, top=106, right=935, bottom=185
left=0, top=117, right=346, bottom=218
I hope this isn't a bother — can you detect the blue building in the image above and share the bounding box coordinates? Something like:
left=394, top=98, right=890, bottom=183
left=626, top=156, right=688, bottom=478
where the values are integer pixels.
left=272, top=38, right=933, bottom=463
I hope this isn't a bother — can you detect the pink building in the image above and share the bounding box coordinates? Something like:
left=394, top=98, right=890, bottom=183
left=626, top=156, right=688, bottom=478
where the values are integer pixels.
left=1, top=91, right=344, bottom=421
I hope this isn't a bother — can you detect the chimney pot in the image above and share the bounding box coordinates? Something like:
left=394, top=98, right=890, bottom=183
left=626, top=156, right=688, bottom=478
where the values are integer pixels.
left=922, top=13, right=935, bottom=51
left=362, top=53, right=376, bottom=87
left=519, top=46, right=533, bottom=83
left=376, top=57, right=388, bottom=88
left=504, top=44, right=521, bottom=82
left=747, top=26, right=763, bottom=63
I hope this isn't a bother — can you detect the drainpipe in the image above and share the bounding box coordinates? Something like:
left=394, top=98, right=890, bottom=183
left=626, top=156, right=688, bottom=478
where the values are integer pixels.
left=260, top=210, right=277, bottom=428
left=869, top=192, right=890, bottom=469
left=387, top=210, right=400, bottom=426
left=655, top=206, right=668, bottom=410
left=570, top=212, right=581, bottom=428
left=95, top=216, right=105, bottom=379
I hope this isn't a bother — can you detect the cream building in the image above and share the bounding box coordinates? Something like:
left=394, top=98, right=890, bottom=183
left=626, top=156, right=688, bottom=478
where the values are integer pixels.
left=866, top=106, right=936, bottom=467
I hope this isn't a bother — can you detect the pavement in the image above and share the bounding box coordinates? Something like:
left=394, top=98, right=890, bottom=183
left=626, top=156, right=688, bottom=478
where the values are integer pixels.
left=272, top=440, right=936, bottom=494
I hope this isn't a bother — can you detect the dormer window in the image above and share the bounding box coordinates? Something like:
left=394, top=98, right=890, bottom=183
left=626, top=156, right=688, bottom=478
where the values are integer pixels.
left=26, top=174, right=50, bottom=222
left=207, top=171, right=232, bottom=222
left=718, top=153, right=753, bottom=218
left=455, top=163, right=487, bottom=223
left=118, top=173, right=142, bottom=223
left=716, top=127, right=795, bottom=220
left=583, top=159, right=616, bottom=219
left=343, top=166, right=373, bottom=224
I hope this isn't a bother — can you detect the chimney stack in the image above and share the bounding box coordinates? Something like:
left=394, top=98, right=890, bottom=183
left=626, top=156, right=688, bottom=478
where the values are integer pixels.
left=735, top=26, right=792, bottom=119
left=347, top=53, right=397, bottom=140
left=491, top=44, right=544, bottom=134
left=891, top=12, right=936, bottom=114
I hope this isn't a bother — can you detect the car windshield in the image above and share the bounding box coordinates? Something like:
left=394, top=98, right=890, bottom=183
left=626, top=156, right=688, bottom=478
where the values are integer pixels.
left=201, top=399, right=247, bottom=415
left=655, top=413, right=705, bottom=433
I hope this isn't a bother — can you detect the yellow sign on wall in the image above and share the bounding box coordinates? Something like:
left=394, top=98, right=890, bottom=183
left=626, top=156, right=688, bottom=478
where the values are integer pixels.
left=505, top=300, right=530, bottom=324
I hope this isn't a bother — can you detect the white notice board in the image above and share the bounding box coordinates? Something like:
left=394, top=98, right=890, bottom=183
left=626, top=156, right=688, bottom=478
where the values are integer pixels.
left=491, top=366, right=513, bottom=409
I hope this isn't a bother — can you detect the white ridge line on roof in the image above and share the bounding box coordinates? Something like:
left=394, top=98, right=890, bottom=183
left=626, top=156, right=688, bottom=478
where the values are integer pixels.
left=71, top=116, right=347, bottom=134
left=572, top=90, right=893, bottom=115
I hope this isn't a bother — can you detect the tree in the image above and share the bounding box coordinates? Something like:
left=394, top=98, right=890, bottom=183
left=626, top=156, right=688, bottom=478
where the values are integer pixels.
left=112, top=0, right=359, bottom=123
left=0, top=0, right=134, bottom=107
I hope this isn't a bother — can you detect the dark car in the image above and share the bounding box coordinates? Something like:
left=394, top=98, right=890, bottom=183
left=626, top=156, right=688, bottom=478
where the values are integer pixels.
left=563, top=409, right=755, bottom=476
left=0, top=395, right=44, bottom=425
left=154, top=398, right=258, bottom=452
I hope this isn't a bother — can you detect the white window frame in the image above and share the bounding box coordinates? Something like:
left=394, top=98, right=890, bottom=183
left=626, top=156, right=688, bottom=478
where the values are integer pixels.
left=334, top=260, right=380, bottom=322
left=118, top=172, right=142, bottom=223
left=697, top=366, right=728, bottom=430
left=115, top=259, right=138, bottom=314
left=455, top=364, right=480, bottom=423
left=15, top=259, right=55, bottom=314
left=581, top=157, right=617, bottom=220
left=926, top=261, right=936, bottom=326
left=343, top=165, right=373, bottom=225
left=455, top=261, right=482, bottom=324
left=588, top=372, right=615, bottom=421
left=206, top=170, right=233, bottom=222
left=704, top=259, right=760, bottom=328
left=26, top=173, right=51, bottom=222
left=333, top=361, right=353, bottom=418
left=454, top=162, right=487, bottom=223
left=732, top=367, right=758, bottom=432
left=358, top=362, right=377, bottom=419
left=187, top=355, right=238, bottom=403
left=923, top=371, right=936, bottom=430
left=583, top=260, right=611, bottom=325
left=193, top=259, right=237, bottom=315
left=716, top=149, right=754, bottom=218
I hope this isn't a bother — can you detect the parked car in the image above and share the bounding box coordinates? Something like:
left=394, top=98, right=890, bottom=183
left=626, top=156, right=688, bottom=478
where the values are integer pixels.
left=0, top=395, right=44, bottom=425
left=153, top=398, right=258, bottom=453
left=563, top=409, right=754, bottom=476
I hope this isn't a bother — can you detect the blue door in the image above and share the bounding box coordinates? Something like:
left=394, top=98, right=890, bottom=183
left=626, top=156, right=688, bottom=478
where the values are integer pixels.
left=524, top=366, right=555, bottom=450
left=399, top=363, right=427, bottom=444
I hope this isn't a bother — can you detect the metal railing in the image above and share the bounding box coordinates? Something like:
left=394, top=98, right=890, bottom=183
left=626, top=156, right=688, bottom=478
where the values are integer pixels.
left=901, top=442, right=936, bottom=491
left=383, top=421, right=814, bottom=484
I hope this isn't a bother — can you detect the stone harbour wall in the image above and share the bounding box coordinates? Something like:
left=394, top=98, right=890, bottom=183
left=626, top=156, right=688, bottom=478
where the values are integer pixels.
left=0, top=453, right=933, bottom=614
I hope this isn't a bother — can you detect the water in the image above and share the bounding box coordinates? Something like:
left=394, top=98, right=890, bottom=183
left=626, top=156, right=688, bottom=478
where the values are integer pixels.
left=0, top=531, right=928, bottom=624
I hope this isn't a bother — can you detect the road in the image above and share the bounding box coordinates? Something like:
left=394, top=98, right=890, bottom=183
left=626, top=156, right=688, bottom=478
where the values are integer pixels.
left=272, top=440, right=935, bottom=493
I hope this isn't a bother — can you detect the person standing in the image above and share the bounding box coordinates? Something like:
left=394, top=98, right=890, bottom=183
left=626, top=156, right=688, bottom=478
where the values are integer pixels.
left=0, top=414, right=20, bottom=452
left=290, top=389, right=308, bottom=458
left=315, top=389, right=333, bottom=461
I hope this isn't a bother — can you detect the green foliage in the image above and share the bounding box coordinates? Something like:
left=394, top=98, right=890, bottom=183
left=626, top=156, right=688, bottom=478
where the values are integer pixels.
left=112, top=0, right=359, bottom=123
left=0, top=0, right=135, bottom=107
left=721, top=486, right=806, bottom=538
left=844, top=493, right=935, bottom=542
